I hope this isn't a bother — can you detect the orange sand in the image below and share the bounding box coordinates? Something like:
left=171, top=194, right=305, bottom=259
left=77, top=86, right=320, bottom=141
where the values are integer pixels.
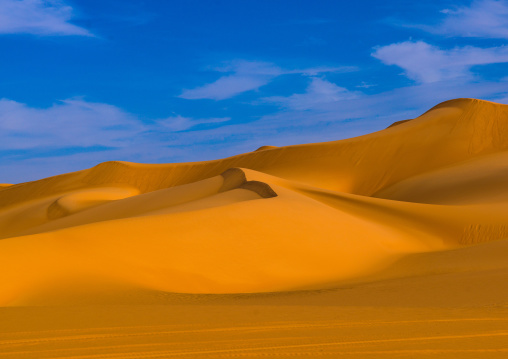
left=1, top=98, right=508, bottom=357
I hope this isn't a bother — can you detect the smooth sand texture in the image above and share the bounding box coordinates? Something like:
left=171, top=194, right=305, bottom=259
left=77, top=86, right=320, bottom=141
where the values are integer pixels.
left=1, top=98, right=508, bottom=357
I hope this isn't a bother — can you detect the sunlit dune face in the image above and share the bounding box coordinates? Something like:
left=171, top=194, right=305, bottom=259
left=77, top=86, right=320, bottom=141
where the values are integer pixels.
left=1, top=99, right=508, bottom=305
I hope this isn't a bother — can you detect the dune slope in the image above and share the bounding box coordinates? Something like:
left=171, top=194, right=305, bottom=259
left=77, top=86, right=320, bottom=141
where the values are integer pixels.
left=1, top=98, right=508, bottom=306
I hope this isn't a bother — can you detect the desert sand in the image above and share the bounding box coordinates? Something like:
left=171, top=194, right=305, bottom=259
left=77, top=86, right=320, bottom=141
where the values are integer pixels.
left=1, top=98, right=508, bottom=357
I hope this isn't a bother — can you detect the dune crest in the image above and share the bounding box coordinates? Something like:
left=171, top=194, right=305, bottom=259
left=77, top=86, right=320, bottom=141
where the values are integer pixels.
left=254, top=145, right=278, bottom=151
left=2, top=98, right=508, bottom=305
left=386, top=119, right=412, bottom=128
left=47, top=186, right=140, bottom=220
left=219, top=168, right=278, bottom=198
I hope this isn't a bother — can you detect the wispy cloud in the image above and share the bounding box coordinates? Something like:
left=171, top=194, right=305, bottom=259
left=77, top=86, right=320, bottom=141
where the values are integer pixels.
left=0, top=0, right=92, bottom=36
left=372, top=41, right=508, bottom=83
left=0, top=98, right=141, bottom=149
left=179, top=60, right=282, bottom=100
left=0, top=97, right=233, bottom=154
left=263, top=77, right=359, bottom=111
left=155, top=115, right=231, bottom=132
left=179, top=60, right=355, bottom=100
left=409, top=0, right=508, bottom=39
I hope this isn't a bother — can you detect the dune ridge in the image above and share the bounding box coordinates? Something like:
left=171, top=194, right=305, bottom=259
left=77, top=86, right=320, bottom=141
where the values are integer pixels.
left=254, top=145, right=278, bottom=151
left=219, top=168, right=278, bottom=198
left=1, top=98, right=508, bottom=306
left=386, top=119, right=412, bottom=128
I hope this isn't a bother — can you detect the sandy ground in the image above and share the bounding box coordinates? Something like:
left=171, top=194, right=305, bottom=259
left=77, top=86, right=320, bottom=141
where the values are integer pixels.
left=2, top=305, right=508, bottom=358
left=1, top=98, right=508, bottom=357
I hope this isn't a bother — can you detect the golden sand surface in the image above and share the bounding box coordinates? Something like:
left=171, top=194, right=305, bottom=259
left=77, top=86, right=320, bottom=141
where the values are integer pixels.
left=1, top=98, right=508, bottom=357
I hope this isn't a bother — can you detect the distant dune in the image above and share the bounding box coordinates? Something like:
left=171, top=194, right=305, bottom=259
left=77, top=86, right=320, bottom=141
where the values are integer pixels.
left=1, top=98, right=508, bottom=306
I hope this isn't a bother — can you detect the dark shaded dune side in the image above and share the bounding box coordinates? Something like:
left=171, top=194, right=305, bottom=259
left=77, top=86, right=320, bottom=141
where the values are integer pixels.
left=219, top=168, right=248, bottom=192
left=373, top=150, right=508, bottom=205
left=47, top=199, right=70, bottom=220
left=219, top=168, right=277, bottom=198
left=239, top=181, right=277, bottom=198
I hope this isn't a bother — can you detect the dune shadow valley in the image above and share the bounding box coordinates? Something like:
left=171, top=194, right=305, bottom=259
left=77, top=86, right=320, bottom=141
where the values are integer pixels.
left=2, top=98, right=508, bottom=358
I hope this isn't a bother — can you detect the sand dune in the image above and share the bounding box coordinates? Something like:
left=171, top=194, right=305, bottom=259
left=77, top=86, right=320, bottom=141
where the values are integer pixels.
left=2, top=98, right=508, bottom=357
left=2, top=98, right=508, bottom=303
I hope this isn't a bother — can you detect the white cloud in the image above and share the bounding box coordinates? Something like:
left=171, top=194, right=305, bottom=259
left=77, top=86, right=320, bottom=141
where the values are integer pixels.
left=212, top=60, right=284, bottom=76
left=179, top=60, right=354, bottom=100
left=155, top=115, right=231, bottom=131
left=180, top=75, right=273, bottom=101
left=179, top=60, right=282, bottom=100
left=264, top=77, right=359, bottom=111
left=0, top=0, right=92, bottom=36
left=0, top=98, right=142, bottom=149
left=418, top=0, right=508, bottom=39
left=287, top=66, right=356, bottom=76
left=0, top=97, right=234, bottom=156
left=372, top=41, right=508, bottom=83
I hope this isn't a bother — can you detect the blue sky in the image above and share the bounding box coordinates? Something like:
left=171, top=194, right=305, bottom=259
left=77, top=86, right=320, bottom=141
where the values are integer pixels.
left=1, top=0, right=508, bottom=183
